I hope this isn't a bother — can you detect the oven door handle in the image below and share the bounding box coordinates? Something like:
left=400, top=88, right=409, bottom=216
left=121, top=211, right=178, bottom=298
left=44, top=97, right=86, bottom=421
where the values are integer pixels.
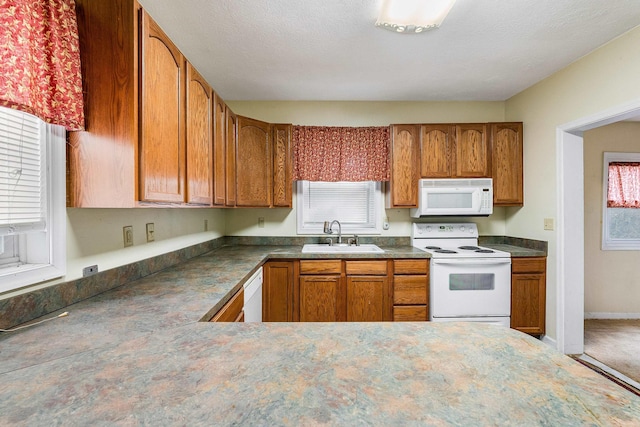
left=432, top=259, right=511, bottom=266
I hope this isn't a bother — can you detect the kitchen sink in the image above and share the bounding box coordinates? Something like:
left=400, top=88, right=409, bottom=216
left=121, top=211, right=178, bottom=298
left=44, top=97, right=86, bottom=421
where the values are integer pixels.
left=301, top=243, right=384, bottom=254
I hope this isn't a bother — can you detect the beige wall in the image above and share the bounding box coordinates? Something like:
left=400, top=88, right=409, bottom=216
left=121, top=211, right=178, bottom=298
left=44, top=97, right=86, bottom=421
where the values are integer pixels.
left=2, top=208, right=226, bottom=299
left=583, top=122, right=640, bottom=315
left=505, top=26, right=640, bottom=339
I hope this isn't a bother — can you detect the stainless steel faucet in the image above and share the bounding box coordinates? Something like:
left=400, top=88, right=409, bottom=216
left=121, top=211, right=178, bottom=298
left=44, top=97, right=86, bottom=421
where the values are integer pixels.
left=323, top=220, right=342, bottom=244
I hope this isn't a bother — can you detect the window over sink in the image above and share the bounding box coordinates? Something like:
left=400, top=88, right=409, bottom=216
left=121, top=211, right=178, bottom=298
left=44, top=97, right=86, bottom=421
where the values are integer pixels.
left=296, top=181, right=383, bottom=235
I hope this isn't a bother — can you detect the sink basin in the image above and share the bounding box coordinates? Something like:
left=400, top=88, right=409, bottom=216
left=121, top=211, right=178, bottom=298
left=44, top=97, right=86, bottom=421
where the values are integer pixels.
left=301, top=243, right=384, bottom=254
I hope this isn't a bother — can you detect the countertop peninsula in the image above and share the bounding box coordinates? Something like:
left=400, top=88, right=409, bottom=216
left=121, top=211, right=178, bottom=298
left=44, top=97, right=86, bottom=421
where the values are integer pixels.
left=3, top=243, right=635, bottom=426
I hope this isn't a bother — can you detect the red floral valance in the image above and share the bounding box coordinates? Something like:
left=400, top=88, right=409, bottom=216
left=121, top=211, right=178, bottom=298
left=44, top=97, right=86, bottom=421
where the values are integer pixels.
left=292, top=126, right=390, bottom=182
left=608, top=162, right=640, bottom=208
left=0, top=0, right=84, bottom=130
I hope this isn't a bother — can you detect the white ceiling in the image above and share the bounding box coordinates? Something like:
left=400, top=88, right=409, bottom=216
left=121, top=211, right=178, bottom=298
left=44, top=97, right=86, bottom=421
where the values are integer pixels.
left=137, top=0, right=640, bottom=102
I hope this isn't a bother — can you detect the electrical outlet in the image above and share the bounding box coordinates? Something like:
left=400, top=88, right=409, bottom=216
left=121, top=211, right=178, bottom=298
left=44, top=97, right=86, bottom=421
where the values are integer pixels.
left=204, top=219, right=208, bottom=231
left=544, top=218, right=554, bottom=231
left=146, top=223, right=155, bottom=242
left=82, top=265, right=98, bottom=277
left=123, top=226, right=133, bottom=247
left=258, top=217, right=265, bottom=228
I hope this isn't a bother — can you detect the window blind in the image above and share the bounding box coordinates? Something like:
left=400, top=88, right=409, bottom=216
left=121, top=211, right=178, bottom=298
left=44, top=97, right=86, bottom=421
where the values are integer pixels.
left=301, top=181, right=376, bottom=227
left=0, top=107, right=46, bottom=236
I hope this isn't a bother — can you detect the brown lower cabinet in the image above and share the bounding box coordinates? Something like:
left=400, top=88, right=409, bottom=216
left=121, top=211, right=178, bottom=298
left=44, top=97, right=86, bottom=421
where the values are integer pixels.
left=210, top=288, right=244, bottom=322
left=392, top=259, right=429, bottom=321
left=511, top=257, right=546, bottom=335
left=229, top=256, right=546, bottom=331
left=262, top=261, right=295, bottom=322
left=264, top=259, right=425, bottom=322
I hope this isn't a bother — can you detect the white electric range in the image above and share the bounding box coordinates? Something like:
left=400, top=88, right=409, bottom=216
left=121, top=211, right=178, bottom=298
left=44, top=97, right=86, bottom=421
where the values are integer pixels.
left=411, top=223, right=512, bottom=327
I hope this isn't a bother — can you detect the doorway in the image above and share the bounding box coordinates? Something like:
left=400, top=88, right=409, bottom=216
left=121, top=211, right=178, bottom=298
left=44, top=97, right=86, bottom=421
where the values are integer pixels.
left=557, top=98, right=640, bottom=354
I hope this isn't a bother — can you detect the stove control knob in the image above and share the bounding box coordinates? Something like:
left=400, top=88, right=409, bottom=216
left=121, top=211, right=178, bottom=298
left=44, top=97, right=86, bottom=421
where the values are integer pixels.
left=426, top=226, right=432, bottom=232
left=459, top=225, right=465, bottom=232
left=417, top=227, right=423, bottom=235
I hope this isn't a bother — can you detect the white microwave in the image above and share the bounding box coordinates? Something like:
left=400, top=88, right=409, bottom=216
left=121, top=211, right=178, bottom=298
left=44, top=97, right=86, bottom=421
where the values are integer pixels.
left=410, top=178, right=493, bottom=217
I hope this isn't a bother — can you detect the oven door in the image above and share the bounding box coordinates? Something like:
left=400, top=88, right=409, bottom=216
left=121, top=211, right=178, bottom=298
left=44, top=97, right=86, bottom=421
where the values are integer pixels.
left=430, top=258, right=511, bottom=319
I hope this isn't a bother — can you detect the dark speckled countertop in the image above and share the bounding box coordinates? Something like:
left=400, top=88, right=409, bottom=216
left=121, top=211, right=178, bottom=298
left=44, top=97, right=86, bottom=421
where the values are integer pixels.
left=3, top=243, right=636, bottom=426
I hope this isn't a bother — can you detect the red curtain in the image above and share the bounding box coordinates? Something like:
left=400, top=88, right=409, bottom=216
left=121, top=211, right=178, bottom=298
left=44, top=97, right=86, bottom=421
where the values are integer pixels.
left=0, top=0, right=84, bottom=130
left=292, top=126, right=390, bottom=182
left=608, top=162, right=640, bottom=208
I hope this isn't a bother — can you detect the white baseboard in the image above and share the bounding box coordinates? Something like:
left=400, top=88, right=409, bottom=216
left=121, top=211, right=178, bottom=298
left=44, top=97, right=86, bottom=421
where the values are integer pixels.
left=541, top=335, right=557, bottom=350
left=584, top=312, right=640, bottom=319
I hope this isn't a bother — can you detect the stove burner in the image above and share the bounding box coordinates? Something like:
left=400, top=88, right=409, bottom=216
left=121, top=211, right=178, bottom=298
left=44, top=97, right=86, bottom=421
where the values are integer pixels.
left=424, top=246, right=441, bottom=250
left=475, top=249, right=495, bottom=253
left=434, top=249, right=457, bottom=254
left=459, top=246, right=480, bottom=250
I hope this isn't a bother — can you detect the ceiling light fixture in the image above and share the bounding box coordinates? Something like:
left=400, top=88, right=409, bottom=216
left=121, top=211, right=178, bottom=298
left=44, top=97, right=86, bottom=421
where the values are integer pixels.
left=375, top=0, right=457, bottom=34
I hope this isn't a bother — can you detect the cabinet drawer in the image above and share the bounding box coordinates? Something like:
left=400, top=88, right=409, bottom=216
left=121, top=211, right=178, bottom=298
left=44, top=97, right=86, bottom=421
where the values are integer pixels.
left=393, top=276, right=428, bottom=304
left=345, top=260, right=387, bottom=276
left=511, top=257, right=546, bottom=274
left=393, top=305, right=428, bottom=321
left=300, top=260, right=342, bottom=275
left=394, top=259, right=428, bottom=275
left=210, top=288, right=244, bottom=322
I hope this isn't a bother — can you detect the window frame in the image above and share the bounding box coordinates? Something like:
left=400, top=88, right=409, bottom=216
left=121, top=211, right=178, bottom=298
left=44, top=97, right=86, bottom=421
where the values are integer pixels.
left=296, top=180, right=383, bottom=235
left=0, top=112, right=66, bottom=294
left=601, top=151, right=640, bottom=250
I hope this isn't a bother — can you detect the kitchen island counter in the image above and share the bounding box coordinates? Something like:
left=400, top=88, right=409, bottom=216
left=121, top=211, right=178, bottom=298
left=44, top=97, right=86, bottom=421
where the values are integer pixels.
left=1, top=321, right=638, bottom=425
left=4, top=243, right=637, bottom=425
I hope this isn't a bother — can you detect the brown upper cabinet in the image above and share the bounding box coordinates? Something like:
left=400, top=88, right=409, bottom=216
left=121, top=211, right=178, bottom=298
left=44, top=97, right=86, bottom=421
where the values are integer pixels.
left=225, top=108, right=238, bottom=207
left=69, top=1, right=209, bottom=207
left=387, top=124, right=420, bottom=208
left=391, top=121, right=523, bottom=208
left=236, top=116, right=273, bottom=207
left=455, top=124, right=490, bottom=177
left=185, top=63, right=213, bottom=205
left=212, top=93, right=227, bottom=206
left=491, top=122, right=524, bottom=206
left=139, top=10, right=186, bottom=203
left=420, top=124, right=490, bottom=179
left=272, top=124, right=293, bottom=208
left=68, top=0, right=140, bottom=207
left=420, top=124, right=455, bottom=178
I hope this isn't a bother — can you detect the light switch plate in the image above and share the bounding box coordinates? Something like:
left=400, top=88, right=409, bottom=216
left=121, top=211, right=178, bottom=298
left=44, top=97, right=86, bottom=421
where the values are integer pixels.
left=146, top=223, right=155, bottom=242
left=544, top=218, right=554, bottom=231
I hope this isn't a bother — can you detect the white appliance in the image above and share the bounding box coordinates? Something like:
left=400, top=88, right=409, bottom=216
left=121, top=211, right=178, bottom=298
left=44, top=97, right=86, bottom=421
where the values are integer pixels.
left=410, top=178, right=493, bottom=218
left=411, top=223, right=511, bottom=327
left=243, top=267, right=263, bottom=322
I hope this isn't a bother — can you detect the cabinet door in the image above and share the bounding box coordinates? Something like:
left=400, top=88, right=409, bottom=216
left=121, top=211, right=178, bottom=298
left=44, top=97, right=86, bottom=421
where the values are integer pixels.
left=263, top=261, right=294, bottom=322
left=299, top=276, right=345, bottom=322
left=347, top=276, right=388, bottom=321
left=225, top=108, right=237, bottom=206
left=511, top=257, right=546, bottom=335
left=272, top=124, right=292, bottom=207
left=388, top=124, right=420, bottom=207
left=454, top=124, right=490, bottom=178
left=491, top=123, right=523, bottom=206
left=236, top=116, right=272, bottom=207
left=212, top=93, right=227, bottom=206
left=511, top=273, right=546, bottom=335
left=139, top=11, right=186, bottom=203
left=68, top=0, right=138, bottom=208
left=185, top=63, right=212, bottom=205
left=210, top=288, right=244, bottom=322
left=421, top=124, right=455, bottom=178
